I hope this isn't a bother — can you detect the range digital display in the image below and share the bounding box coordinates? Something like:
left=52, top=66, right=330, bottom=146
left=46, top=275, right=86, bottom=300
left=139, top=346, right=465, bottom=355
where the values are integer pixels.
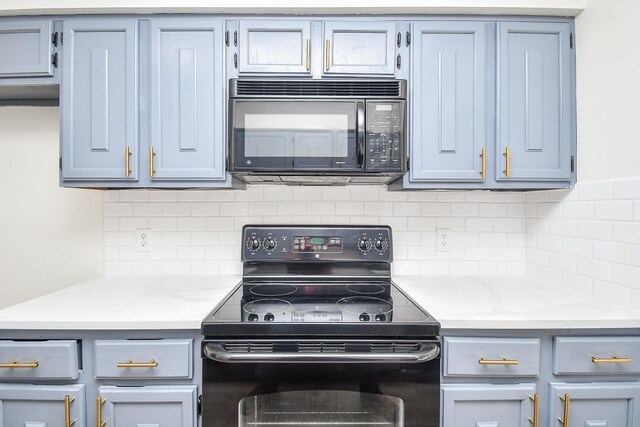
left=293, top=236, right=343, bottom=253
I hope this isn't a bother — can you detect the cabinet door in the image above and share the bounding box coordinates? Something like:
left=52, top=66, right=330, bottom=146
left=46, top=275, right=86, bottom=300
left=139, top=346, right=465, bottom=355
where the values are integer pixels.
left=323, top=21, right=396, bottom=75
left=549, top=382, right=640, bottom=427
left=98, top=385, right=197, bottom=427
left=149, top=18, right=225, bottom=181
left=61, top=19, right=138, bottom=181
left=442, top=383, right=536, bottom=427
left=0, top=384, right=85, bottom=426
left=410, top=22, right=487, bottom=182
left=497, top=22, right=572, bottom=181
left=0, top=20, right=55, bottom=77
left=238, top=20, right=311, bottom=74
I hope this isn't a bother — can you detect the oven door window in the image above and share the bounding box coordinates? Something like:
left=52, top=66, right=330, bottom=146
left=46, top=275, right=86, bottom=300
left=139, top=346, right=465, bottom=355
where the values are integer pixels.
left=239, top=390, right=403, bottom=426
left=232, top=101, right=360, bottom=171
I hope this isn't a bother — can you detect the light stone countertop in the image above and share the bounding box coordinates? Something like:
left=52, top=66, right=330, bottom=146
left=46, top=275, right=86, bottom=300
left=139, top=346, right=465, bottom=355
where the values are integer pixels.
left=0, top=275, right=638, bottom=331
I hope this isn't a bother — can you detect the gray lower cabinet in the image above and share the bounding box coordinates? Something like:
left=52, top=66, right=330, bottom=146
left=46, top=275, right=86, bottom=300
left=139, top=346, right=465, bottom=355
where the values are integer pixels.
left=98, top=385, right=198, bottom=427
left=60, top=18, right=138, bottom=182
left=409, top=21, right=488, bottom=183
left=549, top=382, right=640, bottom=426
left=441, top=383, right=536, bottom=427
left=148, top=18, right=226, bottom=182
left=0, top=384, right=86, bottom=426
left=496, top=21, right=573, bottom=182
left=0, top=19, right=56, bottom=78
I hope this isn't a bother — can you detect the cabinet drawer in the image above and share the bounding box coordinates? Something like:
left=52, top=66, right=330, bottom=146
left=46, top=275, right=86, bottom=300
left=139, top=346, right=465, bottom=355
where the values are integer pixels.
left=554, top=336, right=640, bottom=375
left=0, top=340, right=79, bottom=380
left=443, top=337, right=540, bottom=377
left=95, top=339, right=193, bottom=379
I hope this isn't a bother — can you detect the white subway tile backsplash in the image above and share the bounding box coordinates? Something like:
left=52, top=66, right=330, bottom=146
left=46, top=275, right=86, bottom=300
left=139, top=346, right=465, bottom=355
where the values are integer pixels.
left=392, top=202, right=421, bottom=216
left=577, top=220, right=612, bottom=241
left=277, top=202, right=307, bottom=216
left=118, top=217, right=148, bottom=231
left=118, top=190, right=149, bottom=202
left=147, top=191, right=178, bottom=202
left=479, top=203, right=508, bottom=217
left=421, top=202, right=450, bottom=217
left=577, top=181, right=612, bottom=200
left=612, top=264, right=640, bottom=289
left=177, top=191, right=207, bottom=202
left=191, top=203, right=220, bottom=217
left=562, top=237, right=594, bottom=258
left=562, top=201, right=594, bottom=219
left=593, top=241, right=632, bottom=264
left=612, top=222, right=640, bottom=244
left=162, top=203, right=191, bottom=217
left=548, top=219, right=578, bottom=237
left=336, top=202, right=365, bottom=216
left=594, top=200, right=633, bottom=221
left=148, top=217, right=177, bottom=231
left=634, top=201, right=640, bottom=221
left=407, top=217, right=436, bottom=231
left=613, top=178, right=640, bottom=199
left=493, top=193, right=524, bottom=203
left=576, top=257, right=612, bottom=281
left=436, top=192, right=465, bottom=202
left=451, top=203, right=479, bottom=217
left=133, top=203, right=162, bottom=217
left=176, top=217, right=206, bottom=232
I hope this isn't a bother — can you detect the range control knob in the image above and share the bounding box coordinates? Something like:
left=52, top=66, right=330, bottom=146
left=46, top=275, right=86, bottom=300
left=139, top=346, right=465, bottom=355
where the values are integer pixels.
left=359, top=313, right=371, bottom=322
left=264, top=238, right=277, bottom=251
left=358, top=238, right=372, bottom=252
left=247, top=313, right=259, bottom=322
left=264, top=313, right=275, bottom=322
left=374, top=238, right=389, bottom=251
left=246, top=237, right=260, bottom=251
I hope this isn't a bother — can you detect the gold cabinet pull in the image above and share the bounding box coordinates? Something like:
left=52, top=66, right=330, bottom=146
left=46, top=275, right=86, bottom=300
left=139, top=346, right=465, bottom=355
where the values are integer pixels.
left=116, top=359, right=158, bottom=368
left=503, top=145, right=511, bottom=176
left=97, top=397, right=106, bottom=427
left=325, top=39, right=330, bottom=71
left=64, top=395, right=77, bottom=427
left=591, top=354, right=632, bottom=363
left=149, top=145, right=156, bottom=177
left=478, top=356, right=520, bottom=365
left=479, top=147, right=487, bottom=178
left=558, top=393, right=570, bottom=425
left=528, top=394, right=539, bottom=427
left=125, top=145, right=132, bottom=177
left=0, top=359, right=39, bottom=368
left=305, top=38, right=311, bottom=71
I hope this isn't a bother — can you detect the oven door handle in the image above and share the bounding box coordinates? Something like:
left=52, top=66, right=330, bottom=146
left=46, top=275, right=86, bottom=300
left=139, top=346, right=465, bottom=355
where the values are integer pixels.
left=203, top=342, right=439, bottom=364
left=356, top=101, right=366, bottom=169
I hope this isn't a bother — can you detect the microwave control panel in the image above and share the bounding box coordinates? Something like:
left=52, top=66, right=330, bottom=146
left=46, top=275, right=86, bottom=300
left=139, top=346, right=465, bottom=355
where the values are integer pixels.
left=365, top=101, right=406, bottom=173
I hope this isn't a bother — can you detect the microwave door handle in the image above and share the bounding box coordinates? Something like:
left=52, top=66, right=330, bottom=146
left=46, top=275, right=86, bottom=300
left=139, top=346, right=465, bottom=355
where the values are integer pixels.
left=356, top=101, right=365, bottom=168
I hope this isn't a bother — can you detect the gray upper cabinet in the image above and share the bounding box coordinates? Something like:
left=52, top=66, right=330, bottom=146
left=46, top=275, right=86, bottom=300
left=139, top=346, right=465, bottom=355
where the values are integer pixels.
left=497, top=21, right=572, bottom=182
left=323, top=21, right=396, bottom=75
left=238, top=20, right=312, bottom=74
left=410, top=21, right=487, bottom=182
left=0, top=20, right=55, bottom=78
left=149, top=18, right=226, bottom=181
left=61, top=19, right=138, bottom=181
left=0, top=384, right=86, bottom=427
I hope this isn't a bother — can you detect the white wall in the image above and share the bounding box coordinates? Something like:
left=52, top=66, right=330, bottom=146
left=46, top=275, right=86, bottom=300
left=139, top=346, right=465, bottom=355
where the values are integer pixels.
left=575, top=0, right=640, bottom=181
left=0, top=107, right=103, bottom=309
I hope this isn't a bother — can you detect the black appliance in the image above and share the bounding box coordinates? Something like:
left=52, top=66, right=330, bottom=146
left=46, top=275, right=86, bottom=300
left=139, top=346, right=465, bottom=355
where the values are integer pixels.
left=201, top=225, right=440, bottom=427
left=228, top=79, right=407, bottom=185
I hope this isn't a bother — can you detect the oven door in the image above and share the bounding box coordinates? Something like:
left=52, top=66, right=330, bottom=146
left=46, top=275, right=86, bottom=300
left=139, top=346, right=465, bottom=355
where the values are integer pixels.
left=202, top=339, right=440, bottom=427
left=230, top=100, right=364, bottom=172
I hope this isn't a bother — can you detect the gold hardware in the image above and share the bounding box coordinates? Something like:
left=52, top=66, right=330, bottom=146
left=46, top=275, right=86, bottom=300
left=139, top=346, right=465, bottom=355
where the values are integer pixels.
left=558, top=393, right=570, bottom=425
left=479, top=147, right=487, bottom=178
left=64, top=395, right=77, bottom=427
left=97, top=397, right=106, bottom=427
left=503, top=145, right=511, bottom=176
left=149, top=145, right=156, bottom=177
left=591, top=354, right=632, bottom=364
left=305, top=39, right=311, bottom=71
left=528, top=394, right=539, bottom=427
left=478, top=356, right=520, bottom=365
left=125, top=145, right=132, bottom=177
left=116, top=359, right=158, bottom=368
left=0, top=359, right=39, bottom=368
left=325, top=39, right=330, bottom=71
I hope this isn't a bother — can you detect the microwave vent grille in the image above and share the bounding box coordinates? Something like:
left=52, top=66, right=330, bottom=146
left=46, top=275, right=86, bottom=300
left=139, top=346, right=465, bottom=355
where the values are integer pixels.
left=233, top=80, right=405, bottom=98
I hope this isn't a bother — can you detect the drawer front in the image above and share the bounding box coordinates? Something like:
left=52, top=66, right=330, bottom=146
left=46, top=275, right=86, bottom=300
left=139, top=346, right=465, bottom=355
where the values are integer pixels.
left=95, top=339, right=193, bottom=379
left=0, top=340, right=79, bottom=380
left=554, top=336, right=640, bottom=375
left=444, top=337, right=540, bottom=377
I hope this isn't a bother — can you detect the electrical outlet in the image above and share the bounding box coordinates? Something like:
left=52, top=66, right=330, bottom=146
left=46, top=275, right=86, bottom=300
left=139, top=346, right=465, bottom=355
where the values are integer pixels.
left=436, top=229, right=451, bottom=252
left=135, top=229, right=152, bottom=252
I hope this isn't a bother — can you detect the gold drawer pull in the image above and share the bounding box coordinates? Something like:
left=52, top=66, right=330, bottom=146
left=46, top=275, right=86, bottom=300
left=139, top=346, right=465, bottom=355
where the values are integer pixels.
left=528, top=394, right=539, bottom=427
left=591, top=354, right=632, bottom=364
left=558, top=393, right=570, bottom=425
left=479, top=147, right=486, bottom=178
left=64, top=395, right=77, bottom=427
left=325, top=39, right=331, bottom=71
left=125, top=145, right=132, bottom=177
left=478, top=356, right=520, bottom=365
left=116, top=359, right=158, bottom=368
left=503, top=145, right=511, bottom=176
left=97, top=397, right=106, bottom=427
left=0, top=359, right=39, bottom=368
left=305, top=38, right=311, bottom=71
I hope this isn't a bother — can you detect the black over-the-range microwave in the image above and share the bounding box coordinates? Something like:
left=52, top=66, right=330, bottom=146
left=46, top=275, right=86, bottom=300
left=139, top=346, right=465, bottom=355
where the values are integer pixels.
left=228, top=79, right=407, bottom=185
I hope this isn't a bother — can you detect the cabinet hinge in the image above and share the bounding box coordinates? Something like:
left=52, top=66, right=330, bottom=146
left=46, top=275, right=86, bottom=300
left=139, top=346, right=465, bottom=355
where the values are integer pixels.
left=225, top=157, right=230, bottom=171
left=225, top=30, right=230, bottom=47
left=569, top=32, right=574, bottom=49
left=197, top=395, right=202, bottom=415
left=234, top=31, right=238, bottom=47
left=396, top=54, right=401, bottom=70
left=406, top=157, right=410, bottom=171
left=51, top=32, right=58, bottom=47
left=60, top=32, right=64, bottom=45
left=234, top=53, right=238, bottom=69
left=396, top=32, right=401, bottom=48
left=59, top=157, right=62, bottom=171
left=405, top=31, right=411, bottom=47
left=51, top=52, right=58, bottom=68
left=570, top=156, right=575, bottom=173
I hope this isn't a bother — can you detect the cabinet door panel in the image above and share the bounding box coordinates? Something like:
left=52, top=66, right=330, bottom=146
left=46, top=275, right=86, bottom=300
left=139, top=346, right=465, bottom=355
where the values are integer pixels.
left=150, top=19, right=225, bottom=181
left=0, top=384, right=85, bottom=427
left=61, top=19, right=138, bottom=181
left=497, top=22, right=572, bottom=181
left=0, top=20, right=54, bottom=77
left=442, top=383, right=535, bottom=427
left=324, top=21, right=396, bottom=75
left=238, top=20, right=311, bottom=74
left=410, top=22, right=487, bottom=182
left=549, top=382, right=640, bottom=427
